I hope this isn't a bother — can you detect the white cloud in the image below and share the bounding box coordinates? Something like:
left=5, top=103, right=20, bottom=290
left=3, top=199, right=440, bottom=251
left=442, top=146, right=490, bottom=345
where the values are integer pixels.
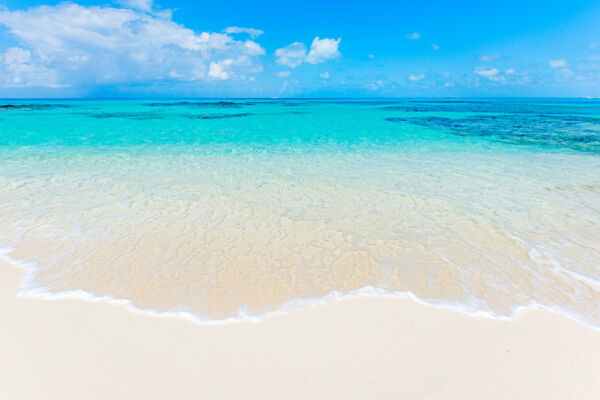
left=406, top=32, right=421, bottom=40
left=474, top=66, right=500, bottom=78
left=480, top=54, right=499, bottom=62
left=118, top=0, right=153, bottom=12
left=549, top=59, right=568, bottom=68
left=208, top=59, right=234, bottom=80
left=305, top=37, right=341, bottom=64
left=320, top=71, right=330, bottom=79
left=473, top=66, right=509, bottom=83
left=1, top=47, right=65, bottom=87
left=274, top=42, right=307, bottom=68
left=3, top=47, right=30, bottom=65
left=505, top=68, right=515, bottom=74
left=368, top=54, right=375, bottom=59
left=276, top=70, right=290, bottom=77
left=0, top=3, right=266, bottom=87
left=364, top=80, right=384, bottom=90
left=431, top=43, right=440, bottom=51
left=409, top=74, right=424, bottom=81
left=243, top=40, right=266, bottom=56
left=224, top=26, right=264, bottom=39
left=275, top=37, right=341, bottom=68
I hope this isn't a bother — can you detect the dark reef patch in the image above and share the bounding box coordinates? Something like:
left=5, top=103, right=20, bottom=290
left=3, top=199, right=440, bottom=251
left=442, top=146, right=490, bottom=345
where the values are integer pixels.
left=387, top=114, right=600, bottom=152
left=381, top=101, right=600, bottom=115
left=0, top=104, right=70, bottom=111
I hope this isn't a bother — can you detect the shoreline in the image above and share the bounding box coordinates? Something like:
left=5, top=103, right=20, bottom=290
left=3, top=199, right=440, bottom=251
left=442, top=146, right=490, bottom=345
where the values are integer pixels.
left=2, top=258, right=600, bottom=399
left=3, top=247, right=598, bottom=329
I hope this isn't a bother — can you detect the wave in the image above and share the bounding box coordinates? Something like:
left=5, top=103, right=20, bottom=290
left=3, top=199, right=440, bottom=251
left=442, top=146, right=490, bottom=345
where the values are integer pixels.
left=2, top=247, right=598, bottom=330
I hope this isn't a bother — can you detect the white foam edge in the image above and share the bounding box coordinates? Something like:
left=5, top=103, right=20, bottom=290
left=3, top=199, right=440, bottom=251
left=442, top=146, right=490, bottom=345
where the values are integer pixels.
left=1, top=246, right=598, bottom=330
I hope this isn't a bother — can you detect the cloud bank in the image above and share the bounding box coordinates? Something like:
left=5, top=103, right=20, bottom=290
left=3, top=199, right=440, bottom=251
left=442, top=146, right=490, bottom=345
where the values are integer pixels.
left=0, top=3, right=266, bottom=87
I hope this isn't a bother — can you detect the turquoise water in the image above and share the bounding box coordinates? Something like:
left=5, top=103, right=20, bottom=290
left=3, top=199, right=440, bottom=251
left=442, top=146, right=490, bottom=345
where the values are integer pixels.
left=1, top=99, right=600, bottom=324
left=2, top=99, right=599, bottom=152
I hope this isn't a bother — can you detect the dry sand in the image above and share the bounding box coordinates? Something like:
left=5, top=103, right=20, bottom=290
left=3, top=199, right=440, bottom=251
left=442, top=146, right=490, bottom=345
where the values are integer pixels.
left=1, top=259, right=600, bottom=400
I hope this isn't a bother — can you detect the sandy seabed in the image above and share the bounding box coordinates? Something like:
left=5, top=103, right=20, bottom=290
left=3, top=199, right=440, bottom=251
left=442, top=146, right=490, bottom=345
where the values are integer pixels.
left=1, top=259, right=600, bottom=400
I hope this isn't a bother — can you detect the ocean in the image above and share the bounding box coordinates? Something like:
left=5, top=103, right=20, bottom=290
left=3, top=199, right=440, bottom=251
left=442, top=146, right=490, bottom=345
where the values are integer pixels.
left=1, top=99, right=599, bottom=325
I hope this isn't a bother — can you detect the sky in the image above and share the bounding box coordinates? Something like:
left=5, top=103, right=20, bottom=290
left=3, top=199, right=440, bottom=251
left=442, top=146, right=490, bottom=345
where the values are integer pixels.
left=0, top=0, right=599, bottom=98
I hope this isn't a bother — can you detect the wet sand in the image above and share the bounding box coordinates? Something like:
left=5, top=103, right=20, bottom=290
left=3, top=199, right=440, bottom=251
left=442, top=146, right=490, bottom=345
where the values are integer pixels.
left=1, top=259, right=600, bottom=399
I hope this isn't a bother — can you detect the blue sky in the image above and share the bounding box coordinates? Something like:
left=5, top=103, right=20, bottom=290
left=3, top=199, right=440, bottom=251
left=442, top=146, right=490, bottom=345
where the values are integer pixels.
left=0, top=0, right=599, bottom=97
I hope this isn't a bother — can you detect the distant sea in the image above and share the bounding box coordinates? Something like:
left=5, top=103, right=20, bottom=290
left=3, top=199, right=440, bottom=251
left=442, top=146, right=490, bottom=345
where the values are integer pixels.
left=1, top=99, right=599, bottom=325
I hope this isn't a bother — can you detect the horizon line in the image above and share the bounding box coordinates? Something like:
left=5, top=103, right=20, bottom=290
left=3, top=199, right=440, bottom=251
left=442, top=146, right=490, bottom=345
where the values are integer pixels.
left=1, top=96, right=600, bottom=101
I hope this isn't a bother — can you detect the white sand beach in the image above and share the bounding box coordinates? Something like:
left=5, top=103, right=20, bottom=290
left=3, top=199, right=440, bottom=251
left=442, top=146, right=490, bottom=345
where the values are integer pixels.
left=1, top=0, right=599, bottom=398
left=2, top=259, right=600, bottom=400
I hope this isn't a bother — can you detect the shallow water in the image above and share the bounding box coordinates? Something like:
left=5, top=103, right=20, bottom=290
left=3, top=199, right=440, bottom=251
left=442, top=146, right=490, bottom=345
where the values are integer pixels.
left=1, top=99, right=599, bottom=324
